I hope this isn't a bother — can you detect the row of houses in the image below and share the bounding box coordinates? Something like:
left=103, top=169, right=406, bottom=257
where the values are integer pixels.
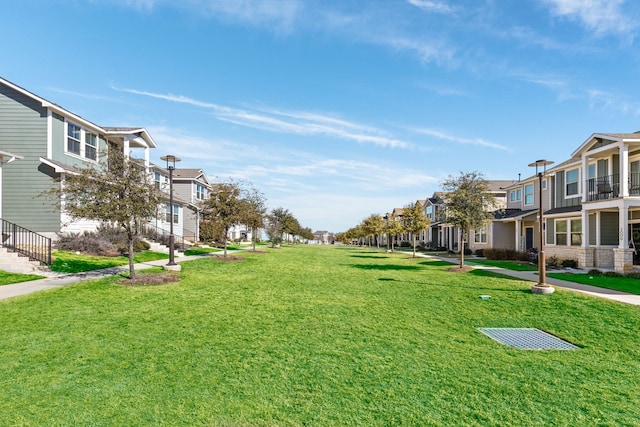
left=0, top=76, right=250, bottom=252
left=383, top=132, right=640, bottom=273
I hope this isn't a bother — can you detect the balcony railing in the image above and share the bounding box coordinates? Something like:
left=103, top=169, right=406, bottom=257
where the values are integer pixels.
left=0, top=219, right=52, bottom=265
left=586, top=173, right=640, bottom=201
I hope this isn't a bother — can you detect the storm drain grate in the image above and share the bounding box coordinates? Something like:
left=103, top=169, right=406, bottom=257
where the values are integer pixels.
left=477, top=328, right=579, bottom=350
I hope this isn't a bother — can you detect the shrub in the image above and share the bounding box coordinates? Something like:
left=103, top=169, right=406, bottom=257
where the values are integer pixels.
left=604, top=271, right=623, bottom=278
left=588, top=269, right=602, bottom=276
left=474, top=249, right=484, bottom=258
left=483, top=248, right=531, bottom=262
left=546, top=255, right=560, bottom=268
left=625, top=272, right=640, bottom=279
left=55, top=232, right=120, bottom=257
left=561, top=259, right=578, bottom=268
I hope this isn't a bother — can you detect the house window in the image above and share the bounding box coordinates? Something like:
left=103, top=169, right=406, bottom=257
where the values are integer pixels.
left=524, top=184, right=534, bottom=205
left=196, top=183, right=206, bottom=200
left=155, top=172, right=166, bottom=190
left=165, top=203, right=179, bottom=224
left=542, top=179, right=547, bottom=190
left=67, top=123, right=81, bottom=155
left=85, top=133, right=97, bottom=160
left=510, top=189, right=522, bottom=202
left=566, top=168, right=579, bottom=197
left=556, top=220, right=568, bottom=245
left=474, top=225, right=487, bottom=243
left=571, top=219, right=582, bottom=246
left=555, top=219, right=582, bottom=246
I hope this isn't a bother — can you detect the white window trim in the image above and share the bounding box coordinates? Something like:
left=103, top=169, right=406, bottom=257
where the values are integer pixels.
left=64, top=121, right=99, bottom=163
left=565, top=168, right=581, bottom=199
left=524, top=184, right=534, bottom=206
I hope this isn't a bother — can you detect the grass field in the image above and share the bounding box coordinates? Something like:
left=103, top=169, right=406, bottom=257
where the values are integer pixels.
left=1, top=245, right=639, bottom=426
left=51, top=250, right=169, bottom=273
left=549, top=272, right=640, bottom=295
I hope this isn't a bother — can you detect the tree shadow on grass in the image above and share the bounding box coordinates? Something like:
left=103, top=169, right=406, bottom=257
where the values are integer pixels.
left=469, top=268, right=532, bottom=283
left=350, top=254, right=389, bottom=259
left=417, top=260, right=455, bottom=268
left=349, top=263, right=425, bottom=271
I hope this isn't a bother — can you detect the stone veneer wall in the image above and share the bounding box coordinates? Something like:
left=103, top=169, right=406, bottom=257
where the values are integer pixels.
left=544, top=246, right=617, bottom=270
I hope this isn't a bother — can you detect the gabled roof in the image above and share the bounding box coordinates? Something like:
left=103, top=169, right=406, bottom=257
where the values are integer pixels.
left=571, top=132, right=640, bottom=158
left=173, top=168, right=210, bottom=184
left=0, top=77, right=156, bottom=148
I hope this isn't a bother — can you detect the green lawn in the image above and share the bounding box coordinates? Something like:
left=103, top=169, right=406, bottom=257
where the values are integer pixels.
left=549, top=272, right=640, bottom=295
left=1, top=246, right=640, bottom=425
left=183, top=247, right=222, bottom=256
left=0, top=271, right=44, bottom=286
left=51, top=250, right=169, bottom=273
left=466, top=258, right=539, bottom=271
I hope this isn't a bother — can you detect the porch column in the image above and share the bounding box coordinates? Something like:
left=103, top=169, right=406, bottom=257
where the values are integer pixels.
left=144, top=146, right=150, bottom=169
left=123, top=136, right=130, bottom=159
left=582, top=154, right=589, bottom=203
left=620, top=143, right=629, bottom=197
left=619, top=206, right=629, bottom=249
left=582, top=209, right=589, bottom=248
left=515, top=219, right=521, bottom=250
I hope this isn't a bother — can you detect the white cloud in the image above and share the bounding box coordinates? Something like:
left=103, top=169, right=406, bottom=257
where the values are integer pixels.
left=413, top=128, right=510, bottom=151
left=407, top=0, right=456, bottom=15
left=543, top=0, right=636, bottom=37
left=113, top=85, right=411, bottom=148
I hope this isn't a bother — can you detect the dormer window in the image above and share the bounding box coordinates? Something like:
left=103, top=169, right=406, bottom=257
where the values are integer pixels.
left=196, top=183, right=206, bottom=200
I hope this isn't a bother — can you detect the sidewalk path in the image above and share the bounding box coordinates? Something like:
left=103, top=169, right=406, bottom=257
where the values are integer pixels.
left=409, top=252, right=640, bottom=306
left=0, top=253, right=215, bottom=301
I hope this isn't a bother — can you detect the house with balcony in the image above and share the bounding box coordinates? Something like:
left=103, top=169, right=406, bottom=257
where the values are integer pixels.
left=492, top=132, right=640, bottom=273
left=0, top=77, right=159, bottom=239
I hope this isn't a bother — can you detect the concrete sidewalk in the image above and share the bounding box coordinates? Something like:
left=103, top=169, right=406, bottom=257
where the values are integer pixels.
left=417, top=253, right=640, bottom=306
left=0, top=253, right=214, bottom=301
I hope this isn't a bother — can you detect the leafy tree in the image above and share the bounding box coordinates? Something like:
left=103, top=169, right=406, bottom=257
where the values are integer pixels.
left=441, top=171, right=496, bottom=267
left=239, top=184, right=267, bottom=251
left=48, top=150, right=162, bottom=279
left=384, top=216, right=405, bottom=252
left=403, top=202, right=430, bottom=257
left=361, top=214, right=385, bottom=248
left=201, top=180, right=243, bottom=257
left=266, top=207, right=293, bottom=247
left=299, top=227, right=314, bottom=242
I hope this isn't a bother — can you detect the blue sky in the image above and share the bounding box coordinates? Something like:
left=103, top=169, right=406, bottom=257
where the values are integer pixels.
left=3, top=0, right=640, bottom=232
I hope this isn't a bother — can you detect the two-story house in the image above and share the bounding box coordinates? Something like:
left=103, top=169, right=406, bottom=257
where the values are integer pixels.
left=493, top=132, right=640, bottom=273
left=0, top=77, right=156, bottom=238
left=172, top=168, right=211, bottom=242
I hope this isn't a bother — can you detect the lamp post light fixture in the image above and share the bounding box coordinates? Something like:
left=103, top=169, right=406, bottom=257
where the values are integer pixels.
left=160, top=155, right=181, bottom=271
left=528, top=159, right=554, bottom=295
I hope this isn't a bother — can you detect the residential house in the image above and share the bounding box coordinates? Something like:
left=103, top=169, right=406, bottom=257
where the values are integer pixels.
left=148, top=163, right=186, bottom=241
left=172, top=168, right=211, bottom=242
left=492, top=132, right=640, bottom=272
left=0, top=77, right=157, bottom=238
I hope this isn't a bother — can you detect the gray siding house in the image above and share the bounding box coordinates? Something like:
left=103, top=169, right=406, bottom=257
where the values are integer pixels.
left=172, top=168, right=211, bottom=241
left=0, top=77, right=156, bottom=237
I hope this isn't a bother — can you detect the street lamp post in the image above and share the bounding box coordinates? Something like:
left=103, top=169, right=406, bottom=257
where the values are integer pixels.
left=160, top=155, right=181, bottom=271
left=528, top=159, right=554, bottom=295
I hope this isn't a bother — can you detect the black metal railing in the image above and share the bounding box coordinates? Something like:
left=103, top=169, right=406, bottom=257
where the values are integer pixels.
left=139, top=223, right=189, bottom=251
left=0, top=219, right=52, bottom=265
left=587, top=174, right=620, bottom=201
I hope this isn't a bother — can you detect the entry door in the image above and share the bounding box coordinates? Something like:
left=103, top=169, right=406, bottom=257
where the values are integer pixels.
left=629, top=223, right=640, bottom=264
left=525, top=227, right=534, bottom=250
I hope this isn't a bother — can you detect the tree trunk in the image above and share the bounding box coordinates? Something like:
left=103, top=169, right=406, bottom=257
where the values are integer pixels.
left=223, top=226, right=229, bottom=258
left=127, top=231, right=135, bottom=279
left=412, top=235, right=417, bottom=258
left=252, top=227, right=257, bottom=251
left=460, top=239, right=465, bottom=268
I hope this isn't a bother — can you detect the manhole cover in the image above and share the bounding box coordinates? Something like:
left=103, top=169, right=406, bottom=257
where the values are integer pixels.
left=477, top=328, right=579, bottom=350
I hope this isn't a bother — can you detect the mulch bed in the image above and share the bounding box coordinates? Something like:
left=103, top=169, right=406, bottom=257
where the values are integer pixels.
left=447, top=265, right=474, bottom=273
left=119, top=273, right=181, bottom=286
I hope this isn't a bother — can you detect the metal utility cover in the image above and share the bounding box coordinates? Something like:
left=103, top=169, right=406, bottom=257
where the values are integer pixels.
left=477, top=328, right=579, bottom=350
